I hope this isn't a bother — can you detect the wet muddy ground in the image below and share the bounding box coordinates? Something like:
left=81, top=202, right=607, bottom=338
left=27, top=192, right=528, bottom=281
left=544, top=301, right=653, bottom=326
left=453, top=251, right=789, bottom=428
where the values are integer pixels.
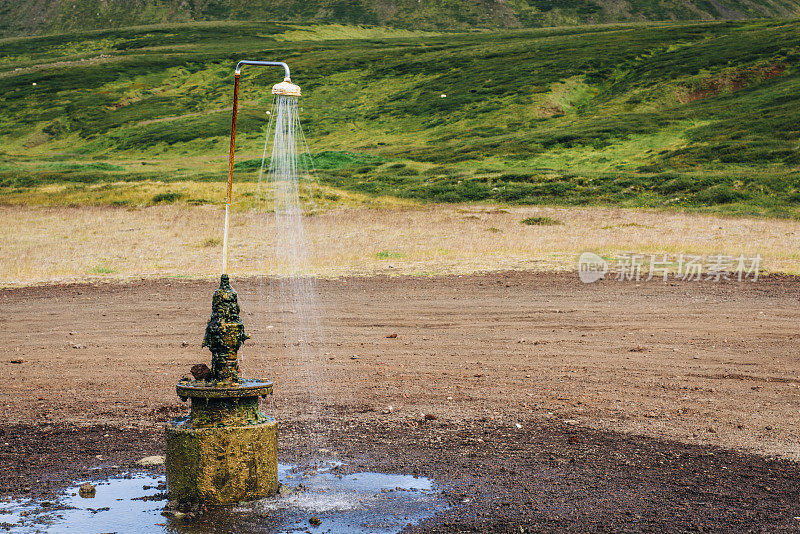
left=2, top=272, right=800, bottom=530
left=2, top=419, right=799, bottom=531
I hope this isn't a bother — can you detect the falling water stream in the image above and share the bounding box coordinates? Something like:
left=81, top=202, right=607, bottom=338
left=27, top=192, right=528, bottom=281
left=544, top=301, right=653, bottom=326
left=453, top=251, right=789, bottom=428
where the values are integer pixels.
left=249, top=93, right=331, bottom=456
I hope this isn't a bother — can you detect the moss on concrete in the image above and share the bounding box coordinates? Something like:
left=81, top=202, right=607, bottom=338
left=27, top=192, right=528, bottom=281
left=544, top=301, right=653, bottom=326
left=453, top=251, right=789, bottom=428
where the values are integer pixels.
left=165, top=417, right=278, bottom=504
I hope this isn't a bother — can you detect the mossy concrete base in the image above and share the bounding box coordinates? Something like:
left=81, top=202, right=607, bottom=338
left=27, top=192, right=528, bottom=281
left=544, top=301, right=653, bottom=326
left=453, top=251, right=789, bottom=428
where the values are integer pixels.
left=165, top=417, right=278, bottom=504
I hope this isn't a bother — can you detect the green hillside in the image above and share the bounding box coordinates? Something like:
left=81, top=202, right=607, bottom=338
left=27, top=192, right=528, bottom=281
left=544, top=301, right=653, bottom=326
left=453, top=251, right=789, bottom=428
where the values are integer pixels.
left=0, top=20, right=799, bottom=216
left=1, top=0, right=800, bottom=37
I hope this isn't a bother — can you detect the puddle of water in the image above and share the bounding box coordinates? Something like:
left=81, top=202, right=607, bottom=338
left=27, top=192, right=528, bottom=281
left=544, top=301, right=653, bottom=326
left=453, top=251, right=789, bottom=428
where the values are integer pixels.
left=0, top=464, right=445, bottom=534
left=0, top=474, right=165, bottom=533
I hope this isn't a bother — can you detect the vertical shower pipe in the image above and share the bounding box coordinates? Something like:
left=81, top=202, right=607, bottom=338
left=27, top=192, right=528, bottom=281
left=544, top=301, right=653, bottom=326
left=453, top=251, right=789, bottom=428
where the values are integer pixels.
left=222, top=60, right=294, bottom=275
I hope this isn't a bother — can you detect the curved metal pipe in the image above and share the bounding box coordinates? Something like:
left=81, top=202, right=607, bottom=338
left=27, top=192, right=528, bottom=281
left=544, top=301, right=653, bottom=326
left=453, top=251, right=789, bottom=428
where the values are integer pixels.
left=222, top=60, right=293, bottom=275
left=235, top=60, right=291, bottom=80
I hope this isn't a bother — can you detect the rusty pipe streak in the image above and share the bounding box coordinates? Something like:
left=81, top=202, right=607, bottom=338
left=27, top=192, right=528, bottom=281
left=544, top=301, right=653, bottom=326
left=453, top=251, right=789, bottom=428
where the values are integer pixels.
left=226, top=73, right=240, bottom=206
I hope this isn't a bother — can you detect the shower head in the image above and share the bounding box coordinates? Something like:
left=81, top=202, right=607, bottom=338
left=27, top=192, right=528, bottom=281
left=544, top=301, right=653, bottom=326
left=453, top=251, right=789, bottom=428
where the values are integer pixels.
left=272, top=77, right=301, bottom=97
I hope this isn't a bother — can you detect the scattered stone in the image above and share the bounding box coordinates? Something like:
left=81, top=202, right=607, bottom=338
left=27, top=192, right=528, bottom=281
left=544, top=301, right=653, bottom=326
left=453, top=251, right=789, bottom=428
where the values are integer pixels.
left=9, top=359, right=23, bottom=364
left=78, top=483, right=96, bottom=498
left=190, top=364, right=213, bottom=381
left=386, top=333, right=398, bottom=338
left=71, top=344, right=85, bottom=349
left=181, top=341, right=189, bottom=347
left=629, top=345, right=647, bottom=352
left=424, top=413, right=437, bottom=421
left=136, top=455, right=165, bottom=467
left=161, top=510, right=185, bottom=519
left=515, top=423, right=522, bottom=429
left=309, top=516, right=321, bottom=526
left=350, top=354, right=360, bottom=360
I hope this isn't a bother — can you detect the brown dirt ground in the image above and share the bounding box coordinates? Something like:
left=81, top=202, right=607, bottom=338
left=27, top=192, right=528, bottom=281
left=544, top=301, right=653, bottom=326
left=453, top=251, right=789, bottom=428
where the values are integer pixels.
left=1, top=272, right=800, bottom=531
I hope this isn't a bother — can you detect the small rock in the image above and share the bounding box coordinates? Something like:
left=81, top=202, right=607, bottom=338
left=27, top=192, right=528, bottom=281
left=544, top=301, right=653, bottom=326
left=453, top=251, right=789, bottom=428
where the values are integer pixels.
left=181, top=341, right=189, bottom=348
left=161, top=510, right=185, bottom=519
left=9, top=359, right=23, bottom=364
left=707, top=427, right=716, bottom=433
left=78, top=483, right=96, bottom=498
left=165, top=500, right=179, bottom=510
left=309, top=516, right=321, bottom=526
left=350, top=354, right=359, bottom=360
left=515, top=423, right=522, bottom=429
left=71, top=344, right=85, bottom=350
left=424, top=413, right=437, bottom=421
left=386, top=333, right=398, bottom=338
left=137, top=455, right=165, bottom=467
left=190, top=364, right=213, bottom=381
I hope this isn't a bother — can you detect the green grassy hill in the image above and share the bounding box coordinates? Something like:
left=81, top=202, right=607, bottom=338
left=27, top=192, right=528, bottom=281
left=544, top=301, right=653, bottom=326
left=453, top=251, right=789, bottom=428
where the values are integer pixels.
left=0, top=20, right=798, bottom=216
left=2, top=0, right=799, bottom=37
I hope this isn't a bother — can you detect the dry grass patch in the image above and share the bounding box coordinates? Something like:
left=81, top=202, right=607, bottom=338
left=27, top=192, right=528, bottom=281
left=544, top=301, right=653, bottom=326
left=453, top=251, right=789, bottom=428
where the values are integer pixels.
left=2, top=203, right=800, bottom=285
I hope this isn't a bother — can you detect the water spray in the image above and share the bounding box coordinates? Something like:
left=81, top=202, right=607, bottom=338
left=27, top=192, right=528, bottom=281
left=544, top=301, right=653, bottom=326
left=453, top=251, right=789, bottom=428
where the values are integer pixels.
left=222, top=61, right=301, bottom=275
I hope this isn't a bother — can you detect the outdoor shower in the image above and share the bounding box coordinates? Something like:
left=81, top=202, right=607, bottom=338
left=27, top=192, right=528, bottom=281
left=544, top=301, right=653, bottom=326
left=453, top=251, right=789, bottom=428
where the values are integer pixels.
left=165, top=61, right=301, bottom=504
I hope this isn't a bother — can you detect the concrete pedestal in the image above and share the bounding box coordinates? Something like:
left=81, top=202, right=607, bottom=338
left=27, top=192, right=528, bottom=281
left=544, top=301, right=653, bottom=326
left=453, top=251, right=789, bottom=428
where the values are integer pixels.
left=165, top=416, right=278, bottom=504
